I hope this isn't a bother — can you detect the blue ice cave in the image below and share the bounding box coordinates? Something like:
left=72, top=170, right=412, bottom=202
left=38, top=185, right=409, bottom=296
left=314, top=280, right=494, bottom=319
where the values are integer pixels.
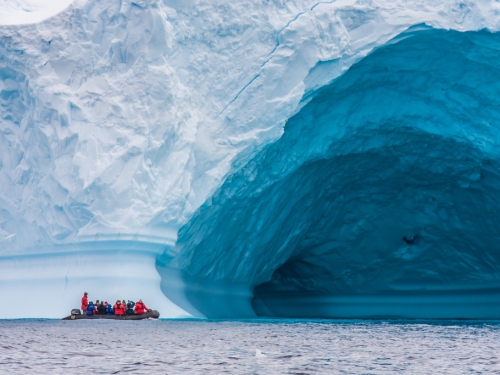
left=157, top=28, right=500, bottom=319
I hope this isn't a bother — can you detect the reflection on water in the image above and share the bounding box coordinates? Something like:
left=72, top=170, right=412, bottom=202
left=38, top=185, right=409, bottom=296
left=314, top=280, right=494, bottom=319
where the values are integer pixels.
left=0, top=319, right=499, bottom=374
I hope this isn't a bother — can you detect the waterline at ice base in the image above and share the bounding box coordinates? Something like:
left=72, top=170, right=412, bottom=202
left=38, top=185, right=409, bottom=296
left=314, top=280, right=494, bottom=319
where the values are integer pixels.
left=1, top=0, right=500, bottom=319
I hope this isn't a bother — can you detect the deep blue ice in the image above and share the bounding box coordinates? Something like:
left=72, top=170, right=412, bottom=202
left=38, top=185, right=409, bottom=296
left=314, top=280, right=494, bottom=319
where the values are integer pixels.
left=161, top=28, right=500, bottom=319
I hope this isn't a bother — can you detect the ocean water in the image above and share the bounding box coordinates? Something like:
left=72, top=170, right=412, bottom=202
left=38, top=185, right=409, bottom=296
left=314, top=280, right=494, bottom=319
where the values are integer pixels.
left=0, top=319, right=499, bottom=374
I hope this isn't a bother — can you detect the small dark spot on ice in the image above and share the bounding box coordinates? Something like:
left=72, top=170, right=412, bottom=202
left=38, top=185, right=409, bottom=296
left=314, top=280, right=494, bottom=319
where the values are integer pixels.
left=403, top=235, right=416, bottom=245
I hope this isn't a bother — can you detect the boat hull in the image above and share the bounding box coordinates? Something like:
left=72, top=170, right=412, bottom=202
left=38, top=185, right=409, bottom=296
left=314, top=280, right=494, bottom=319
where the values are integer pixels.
left=62, top=310, right=160, bottom=320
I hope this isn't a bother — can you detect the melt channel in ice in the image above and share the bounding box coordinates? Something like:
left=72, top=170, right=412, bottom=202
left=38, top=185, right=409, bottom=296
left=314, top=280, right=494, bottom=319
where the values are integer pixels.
left=1, top=0, right=500, bottom=318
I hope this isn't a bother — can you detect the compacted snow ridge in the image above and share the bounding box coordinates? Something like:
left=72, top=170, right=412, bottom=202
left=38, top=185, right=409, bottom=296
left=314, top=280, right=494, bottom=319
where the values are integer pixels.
left=0, top=0, right=499, bottom=318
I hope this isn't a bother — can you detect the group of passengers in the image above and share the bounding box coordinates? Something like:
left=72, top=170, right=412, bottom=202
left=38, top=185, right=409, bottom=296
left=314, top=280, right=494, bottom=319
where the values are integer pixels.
left=81, top=292, right=152, bottom=316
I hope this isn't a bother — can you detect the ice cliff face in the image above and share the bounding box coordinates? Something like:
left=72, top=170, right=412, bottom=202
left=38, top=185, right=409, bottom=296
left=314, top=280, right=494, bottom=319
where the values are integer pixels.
left=1, top=0, right=500, bottom=318
left=163, top=28, right=500, bottom=319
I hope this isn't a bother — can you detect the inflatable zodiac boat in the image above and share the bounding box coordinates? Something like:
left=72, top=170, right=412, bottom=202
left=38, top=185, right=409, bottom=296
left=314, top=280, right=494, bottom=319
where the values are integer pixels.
left=62, top=309, right=160, bottom=320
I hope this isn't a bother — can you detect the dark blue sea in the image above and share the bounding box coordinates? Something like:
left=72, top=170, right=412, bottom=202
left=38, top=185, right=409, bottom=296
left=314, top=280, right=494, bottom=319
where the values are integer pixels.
left=1, top=319, right=499, bottom=374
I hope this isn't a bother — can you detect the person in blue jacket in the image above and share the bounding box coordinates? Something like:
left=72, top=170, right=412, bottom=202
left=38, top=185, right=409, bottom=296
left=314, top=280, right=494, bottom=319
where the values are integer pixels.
left=86, top=301, right=97, bottom=315
left=126, top=300, right=135, bottom=315
left=105, top=303, right=114, bottom=315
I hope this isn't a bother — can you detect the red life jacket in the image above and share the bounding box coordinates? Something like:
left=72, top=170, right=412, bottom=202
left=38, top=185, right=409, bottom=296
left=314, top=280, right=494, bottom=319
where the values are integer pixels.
left=135, top=302, right=145, bottom=315
left=114, top=303, right=125, bottom=315
left=81, top=295, right=88, bottom=311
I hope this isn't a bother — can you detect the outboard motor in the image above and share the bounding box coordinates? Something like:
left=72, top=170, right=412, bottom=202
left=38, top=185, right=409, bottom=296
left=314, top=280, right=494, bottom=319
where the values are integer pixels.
left=71, top=308, right=81, bottom=315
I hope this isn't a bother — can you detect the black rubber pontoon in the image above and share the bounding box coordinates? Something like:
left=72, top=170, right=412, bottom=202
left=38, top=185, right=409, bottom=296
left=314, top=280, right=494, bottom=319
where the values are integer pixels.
left=62, top=310, right=160, bottom=320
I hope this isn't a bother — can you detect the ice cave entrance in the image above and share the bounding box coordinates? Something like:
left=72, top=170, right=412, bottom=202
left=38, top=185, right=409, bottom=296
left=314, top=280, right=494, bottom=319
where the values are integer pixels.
left=160, top=28, right=500, bottom=319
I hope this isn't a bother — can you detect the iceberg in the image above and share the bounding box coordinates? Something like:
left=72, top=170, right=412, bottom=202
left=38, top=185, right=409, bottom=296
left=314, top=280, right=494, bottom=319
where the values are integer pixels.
left=0, top=0, right=499, bottom=318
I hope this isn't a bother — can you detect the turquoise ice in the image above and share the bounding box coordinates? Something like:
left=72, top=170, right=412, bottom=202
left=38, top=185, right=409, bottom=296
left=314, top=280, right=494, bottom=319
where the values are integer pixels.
left=160, top=28, right=500, bottom=319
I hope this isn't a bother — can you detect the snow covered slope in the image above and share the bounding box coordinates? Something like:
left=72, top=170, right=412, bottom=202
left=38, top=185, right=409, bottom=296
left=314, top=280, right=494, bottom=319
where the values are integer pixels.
left=0, top=0, right=499, bottom=318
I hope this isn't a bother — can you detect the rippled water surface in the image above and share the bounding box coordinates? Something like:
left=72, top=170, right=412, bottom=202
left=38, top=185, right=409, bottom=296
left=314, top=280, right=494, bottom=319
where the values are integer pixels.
left=1, top=319, right=499, bottom=374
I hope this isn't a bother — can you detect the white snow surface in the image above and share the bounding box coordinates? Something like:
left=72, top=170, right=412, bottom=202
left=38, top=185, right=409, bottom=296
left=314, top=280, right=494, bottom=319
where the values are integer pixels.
left=0, top=0, right=74, bottom=26
left=0, top=0, right=499, bottom=317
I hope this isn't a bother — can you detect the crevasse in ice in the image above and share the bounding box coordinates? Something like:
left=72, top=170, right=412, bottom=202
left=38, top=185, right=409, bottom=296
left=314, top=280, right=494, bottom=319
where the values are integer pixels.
left=0, top=0, right=499, bottom=318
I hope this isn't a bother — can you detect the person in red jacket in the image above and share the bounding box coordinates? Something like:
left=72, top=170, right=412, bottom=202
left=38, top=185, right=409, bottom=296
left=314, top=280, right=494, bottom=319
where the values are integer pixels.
left=81, top=292, right=88, bottom=314
left=134, top=299, right=151, bottom=315
left=113, top=300, right=126, bottom=315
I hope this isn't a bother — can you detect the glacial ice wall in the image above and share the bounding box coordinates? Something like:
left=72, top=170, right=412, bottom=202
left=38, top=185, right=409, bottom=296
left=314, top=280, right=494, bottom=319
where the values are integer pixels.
left=1, top=0, right=500, bottom=317
left=162, top=28, right=500, bottom=319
